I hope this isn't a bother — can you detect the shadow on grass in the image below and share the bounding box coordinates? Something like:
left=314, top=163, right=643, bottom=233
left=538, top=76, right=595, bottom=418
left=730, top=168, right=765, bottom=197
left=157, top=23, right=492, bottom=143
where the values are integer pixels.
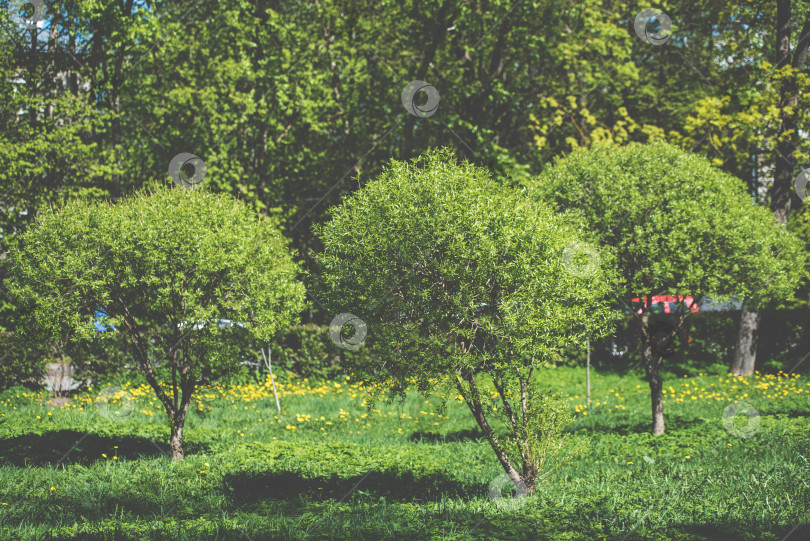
left=409, top=428, right=484, bottom=443
left=0, top=429, right=207, bottom=466
left=569, top=415, right=709, bottom=436
left=223, top=468, right=474, bottom=505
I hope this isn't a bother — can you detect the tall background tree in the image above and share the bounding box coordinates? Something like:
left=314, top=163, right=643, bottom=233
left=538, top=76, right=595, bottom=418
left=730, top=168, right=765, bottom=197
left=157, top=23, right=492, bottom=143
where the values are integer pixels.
left=2, top=0, right=808, bottom=367
left=668, top=0, right=810, bottom=375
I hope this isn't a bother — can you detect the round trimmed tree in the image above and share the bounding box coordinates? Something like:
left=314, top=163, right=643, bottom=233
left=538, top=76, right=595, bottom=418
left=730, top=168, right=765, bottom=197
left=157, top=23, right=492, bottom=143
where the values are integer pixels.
left=527, top=142, right=805, bottom=435
left=313, top=149, right=618, bottom=494
left=5, top=184, right=306, bottom=459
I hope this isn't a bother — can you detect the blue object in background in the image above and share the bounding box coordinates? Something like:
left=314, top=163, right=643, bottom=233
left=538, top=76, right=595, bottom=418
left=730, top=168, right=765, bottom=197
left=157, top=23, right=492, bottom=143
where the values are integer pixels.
left=93, top=307, right=115, bottom=332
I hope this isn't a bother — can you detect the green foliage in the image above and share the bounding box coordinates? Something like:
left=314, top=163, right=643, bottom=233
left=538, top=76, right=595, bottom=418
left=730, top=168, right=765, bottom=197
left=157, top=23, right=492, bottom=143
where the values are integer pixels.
left=0, top=331, right=49, bottom=390
left=315, top=148, right=617, bottom=392
left=529, top=142, right=806, bottom=307
left=3, top=0, right=760, bottom=270
left=274, top=324, right=343, bottom=380
left=672, top=0, right=810, bottom=190
left=528, top=142, right=806, bottom=433
left=786, top=203, right=810, bottom=309
left=313, top=148, right=619, bottom=488
left=3, top=183, right=306, bottom=454
left=518, top=389, right=583, bottom=485
left=62, top=326, right=161, bottom=386
left=6, top=183, right=305, bottom=379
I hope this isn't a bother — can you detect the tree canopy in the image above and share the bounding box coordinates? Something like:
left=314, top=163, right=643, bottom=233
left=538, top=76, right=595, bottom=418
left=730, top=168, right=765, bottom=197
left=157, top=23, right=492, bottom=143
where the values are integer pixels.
left=4, top=183, right=306, bottom=458
left=313, top=148, right=618, bottom=492
left=527, top=142, right=806, bottom=433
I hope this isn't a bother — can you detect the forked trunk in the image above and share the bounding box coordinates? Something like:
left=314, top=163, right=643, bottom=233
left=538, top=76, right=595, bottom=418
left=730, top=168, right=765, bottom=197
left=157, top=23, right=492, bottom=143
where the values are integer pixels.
left=482, top=426, right=533, bottom=497
left=498, top=445, right=529, bottom=495
left=456, top=379, right=535, bottom=495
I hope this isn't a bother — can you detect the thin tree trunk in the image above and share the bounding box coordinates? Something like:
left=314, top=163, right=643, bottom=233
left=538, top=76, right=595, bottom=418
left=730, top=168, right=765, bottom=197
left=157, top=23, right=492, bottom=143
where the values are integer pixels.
left=772, top=0, right=794, bottom=224
left=111, top=93, right=122, bottom=197
left=28, top=22, right=37, bottom=125
left=586, top=340, right=591, bottom=407
left=641, top=308, right=665, bottom=435
left=456, top=376, right=532, bottom=494
left=644, top=361, right=665, bottom=435
left=402, top=1, right=454, bottom=158
left=55, top=345, right=67, bottom=399
left=169, top=377, right=194, bottom=461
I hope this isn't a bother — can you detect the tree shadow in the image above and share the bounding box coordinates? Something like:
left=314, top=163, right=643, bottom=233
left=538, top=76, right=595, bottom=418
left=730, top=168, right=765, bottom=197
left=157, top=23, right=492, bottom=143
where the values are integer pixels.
left=408, top=428, right=484, bottom=443
left=569, top=415, right=709, bottom=436
left=0, top=429, right=207, bottom=466
left=223, top=468, right=474, bottom=505
left=568, top=421, right=651, bottom=435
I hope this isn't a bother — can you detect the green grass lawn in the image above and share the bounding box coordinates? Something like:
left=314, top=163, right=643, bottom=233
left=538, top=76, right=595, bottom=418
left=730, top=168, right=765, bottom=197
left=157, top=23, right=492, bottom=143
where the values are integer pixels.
left=0, top=366, right=808, bottom=540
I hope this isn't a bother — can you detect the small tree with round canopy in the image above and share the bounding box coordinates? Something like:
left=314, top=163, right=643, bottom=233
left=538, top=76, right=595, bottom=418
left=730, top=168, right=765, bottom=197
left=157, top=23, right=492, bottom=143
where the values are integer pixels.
left=313, top=149, right=618, bottom=494
left=5, top=183, right=306, bottom=459
left=527, top=142, right=805, bottom=435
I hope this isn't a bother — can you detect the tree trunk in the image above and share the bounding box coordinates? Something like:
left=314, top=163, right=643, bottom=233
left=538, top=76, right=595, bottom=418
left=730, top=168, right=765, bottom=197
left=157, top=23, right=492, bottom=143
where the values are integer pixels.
left=731, top=301, right=760, bottom=376
left=456, top=378, right=533, bottom=495
left=641, top=312, right=665, bottom=435
left=645, top=361, right=665, bottom=436
left=772, top=0, right=794, bottom=225
left=169, top=407, right=187, bottom=461
left=401, top=1, right=454, bottom=158
left=586, top=341, right=591, bottom=407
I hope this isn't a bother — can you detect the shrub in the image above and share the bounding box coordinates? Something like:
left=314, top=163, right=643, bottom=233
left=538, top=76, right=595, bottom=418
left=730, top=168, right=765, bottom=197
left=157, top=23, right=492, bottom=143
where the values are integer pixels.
left=4, top=183, right=306, bottom=459
left=528, top=142, right=805, bottom=434
left=313, top=148, right=617, bottom=494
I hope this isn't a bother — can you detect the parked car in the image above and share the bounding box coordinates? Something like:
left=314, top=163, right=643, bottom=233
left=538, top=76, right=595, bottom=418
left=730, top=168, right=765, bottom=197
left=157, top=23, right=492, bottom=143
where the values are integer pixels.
left=628, top=295, right=699, bottom=315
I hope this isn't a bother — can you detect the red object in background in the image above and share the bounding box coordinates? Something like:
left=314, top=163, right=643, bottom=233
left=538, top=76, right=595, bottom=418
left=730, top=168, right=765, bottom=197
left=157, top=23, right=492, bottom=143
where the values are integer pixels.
left=630, top=295, right=699, bottom=315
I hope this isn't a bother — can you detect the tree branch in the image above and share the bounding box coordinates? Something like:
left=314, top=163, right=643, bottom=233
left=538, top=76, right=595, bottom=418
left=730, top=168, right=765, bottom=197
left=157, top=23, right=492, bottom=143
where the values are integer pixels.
left=456, top=373, right=518, bottom=478
left=115, top=297, right=174, bottom=416
left=793, top=18, right=810, bottom=70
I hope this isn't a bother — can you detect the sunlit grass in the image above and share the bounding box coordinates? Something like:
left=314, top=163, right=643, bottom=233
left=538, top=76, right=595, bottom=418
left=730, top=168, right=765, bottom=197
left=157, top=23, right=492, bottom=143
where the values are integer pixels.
left=0, top=366, right=808, bottom=540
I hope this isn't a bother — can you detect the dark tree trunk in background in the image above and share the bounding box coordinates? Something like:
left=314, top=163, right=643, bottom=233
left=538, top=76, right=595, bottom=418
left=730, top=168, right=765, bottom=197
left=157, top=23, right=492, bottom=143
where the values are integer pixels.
left=731, top=1, right=809, bottom=376
left=731, top=300, right=761, bottom=376
left=772, top=0, right=796, bottom=225
left=401, top=1, right=454, bottom=159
